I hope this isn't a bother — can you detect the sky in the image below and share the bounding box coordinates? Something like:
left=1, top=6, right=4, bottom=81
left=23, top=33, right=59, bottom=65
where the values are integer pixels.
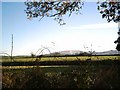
left=1, top=1, right=119, bottom=56
left=0, top=2, right=2, bottom=54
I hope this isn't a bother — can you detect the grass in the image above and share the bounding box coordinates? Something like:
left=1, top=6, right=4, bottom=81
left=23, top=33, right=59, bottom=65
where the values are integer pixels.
left=1, top=55, right=120, bottom=63
left=2, top=55, right=120, bottom=89
left=2, top=62, right=120, bottom=89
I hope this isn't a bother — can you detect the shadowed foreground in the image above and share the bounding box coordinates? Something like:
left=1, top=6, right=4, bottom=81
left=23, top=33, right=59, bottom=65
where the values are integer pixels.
left=2, top=60, right=120, bottom=89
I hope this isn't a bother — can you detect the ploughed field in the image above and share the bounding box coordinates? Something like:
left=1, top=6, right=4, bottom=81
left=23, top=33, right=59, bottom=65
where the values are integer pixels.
left=1, top=55, right=120, bottom=89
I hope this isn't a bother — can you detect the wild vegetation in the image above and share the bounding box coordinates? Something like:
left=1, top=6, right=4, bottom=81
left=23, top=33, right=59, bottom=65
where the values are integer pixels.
left=2, top=61, right=120, bottom=89
left=2, top=55, right=120, bottom=89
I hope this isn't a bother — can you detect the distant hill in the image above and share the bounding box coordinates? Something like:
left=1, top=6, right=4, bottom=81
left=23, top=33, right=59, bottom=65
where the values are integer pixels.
left=4, top=50, right=118, bottom=57
left=50, top=50, right=119, bottom=56
left=96, top=50, right=119, bottom=55
left=58, top=50, right=83, bottom=55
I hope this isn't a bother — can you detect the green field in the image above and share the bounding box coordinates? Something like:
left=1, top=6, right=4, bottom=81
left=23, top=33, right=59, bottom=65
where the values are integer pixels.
left=1, top=55, right=120, bottom=62
left=2, top=55, right=120, bottom=89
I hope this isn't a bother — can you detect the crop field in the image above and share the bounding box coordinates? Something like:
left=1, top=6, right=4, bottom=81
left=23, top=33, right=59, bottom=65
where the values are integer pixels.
left=1, top=55, right=120, bottom=89
left=1, top=55, right=120, bottom=62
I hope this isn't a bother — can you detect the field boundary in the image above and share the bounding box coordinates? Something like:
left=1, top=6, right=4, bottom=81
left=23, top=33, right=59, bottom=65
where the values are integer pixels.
left=2, top=60, right=120, bottom=66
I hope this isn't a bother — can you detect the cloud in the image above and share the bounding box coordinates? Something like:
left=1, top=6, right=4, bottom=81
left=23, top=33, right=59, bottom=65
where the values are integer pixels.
left=65, top=23, right=118, bottom=30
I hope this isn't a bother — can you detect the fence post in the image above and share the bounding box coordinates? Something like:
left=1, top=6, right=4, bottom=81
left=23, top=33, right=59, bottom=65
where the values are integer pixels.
left=11, top=34, right=13, bottom=61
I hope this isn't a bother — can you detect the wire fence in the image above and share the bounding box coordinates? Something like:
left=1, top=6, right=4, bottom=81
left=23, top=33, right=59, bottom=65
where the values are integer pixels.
left=1, top=47, right=120, bottom=89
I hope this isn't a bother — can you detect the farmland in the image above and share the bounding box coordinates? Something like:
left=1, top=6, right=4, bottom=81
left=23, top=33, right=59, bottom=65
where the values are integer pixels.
left=1, top=55, right=120, bottom=89
left=1, top=55, right=120, bottom=62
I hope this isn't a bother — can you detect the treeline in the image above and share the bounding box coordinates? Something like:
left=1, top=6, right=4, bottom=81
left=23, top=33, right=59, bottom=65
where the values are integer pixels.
left=2, top=60, right=120, bottom=66
left=1, top=54, right=120, bottom=59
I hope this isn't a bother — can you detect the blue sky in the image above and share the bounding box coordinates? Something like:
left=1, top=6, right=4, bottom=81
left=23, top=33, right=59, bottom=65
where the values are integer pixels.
left=0, top=2, right=2, bottom=53
left=1, top=2, right=118, bottom=56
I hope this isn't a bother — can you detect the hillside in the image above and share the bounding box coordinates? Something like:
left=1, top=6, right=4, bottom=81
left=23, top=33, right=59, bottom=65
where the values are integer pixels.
left=51, top=50, right=119, bottom=56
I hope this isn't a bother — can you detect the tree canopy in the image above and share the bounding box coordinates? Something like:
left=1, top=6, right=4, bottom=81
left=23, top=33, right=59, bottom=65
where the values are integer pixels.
left=25, top=0, right=84, bottom=25
left=25, top=0, right=120, bottom=24
left=98, top=0, right=120, bottom=23
left=25, top=0, right=120, bottom=51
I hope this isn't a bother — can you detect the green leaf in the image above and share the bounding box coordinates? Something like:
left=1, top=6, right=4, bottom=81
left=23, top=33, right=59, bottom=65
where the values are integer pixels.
left=97, top=6, right=100, bottom=10
left=102, top=14, right=106, bottom=18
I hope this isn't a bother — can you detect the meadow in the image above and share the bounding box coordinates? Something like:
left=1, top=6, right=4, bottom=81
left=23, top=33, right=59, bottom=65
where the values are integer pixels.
left=2, top=55, right=120, bottom=89
left=1, top=55, right=120, bottom=62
